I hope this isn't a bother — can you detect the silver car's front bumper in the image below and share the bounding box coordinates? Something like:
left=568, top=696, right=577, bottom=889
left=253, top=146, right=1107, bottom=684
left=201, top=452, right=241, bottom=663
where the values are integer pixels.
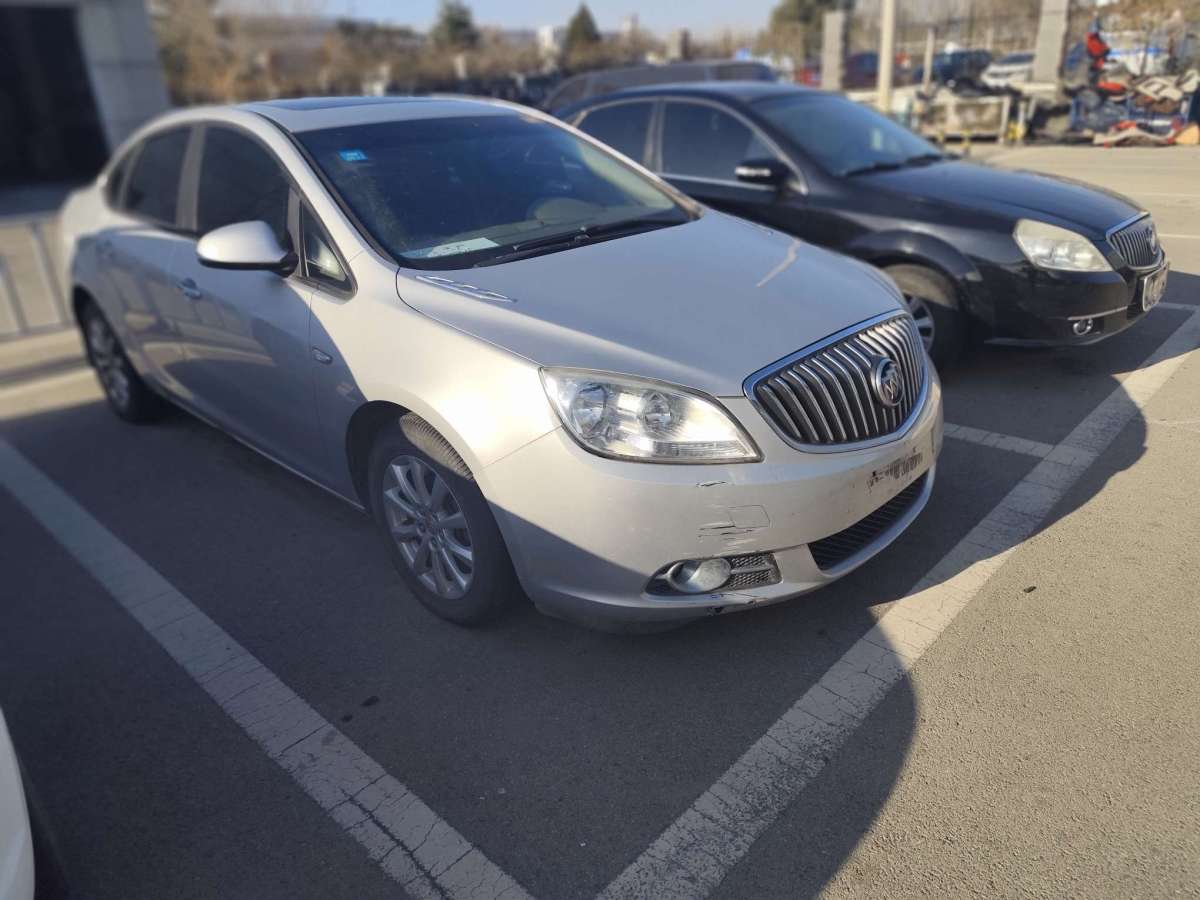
left=480, top=376, right=943, bottom=628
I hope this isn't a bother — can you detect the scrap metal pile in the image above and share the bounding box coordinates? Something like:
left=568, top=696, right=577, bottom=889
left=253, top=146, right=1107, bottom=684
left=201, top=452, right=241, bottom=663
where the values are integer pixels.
left=1069, top=70, right=1199, bottom=145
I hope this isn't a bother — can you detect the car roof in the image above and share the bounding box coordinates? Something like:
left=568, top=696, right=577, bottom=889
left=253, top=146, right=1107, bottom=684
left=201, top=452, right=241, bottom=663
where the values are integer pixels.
left=565, top=80, right=815, bottom=110
left=237, top=95, right=519, bottom=133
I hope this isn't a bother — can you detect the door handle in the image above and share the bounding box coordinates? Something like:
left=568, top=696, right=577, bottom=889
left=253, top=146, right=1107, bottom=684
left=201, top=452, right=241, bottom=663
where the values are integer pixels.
left=176, top=278, right=202, bottom=300
left=311, top=347, right=333, bottom=365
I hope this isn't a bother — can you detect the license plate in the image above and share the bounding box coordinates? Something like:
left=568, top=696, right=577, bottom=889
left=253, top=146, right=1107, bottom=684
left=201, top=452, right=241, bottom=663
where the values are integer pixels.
left=867, top=449, right=925, bottom=492
left=1140, top=264, right=1169, bottom=312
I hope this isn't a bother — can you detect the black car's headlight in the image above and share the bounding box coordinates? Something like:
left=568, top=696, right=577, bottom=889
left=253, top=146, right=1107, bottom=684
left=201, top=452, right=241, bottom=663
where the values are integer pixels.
left=1013, top=219, right=1112, bottom=272
left=541, top=368, right=760, bottom=463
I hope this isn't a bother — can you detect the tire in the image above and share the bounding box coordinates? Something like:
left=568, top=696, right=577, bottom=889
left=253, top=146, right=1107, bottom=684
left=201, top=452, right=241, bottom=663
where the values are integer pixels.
left=883, top=264, right=966, bottom=370
left=80, top=303, right=166, bottom=423
left=367, top=415, right=517, bottom=625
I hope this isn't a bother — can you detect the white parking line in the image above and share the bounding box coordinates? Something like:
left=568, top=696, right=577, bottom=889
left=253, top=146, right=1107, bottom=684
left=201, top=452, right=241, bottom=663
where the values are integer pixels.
left=600, top=306, right=1200, bottom=899
left=1160, top=233, right=1200, bottom=239
left=942, top=422, right=1058, bottom=459
left=0, top=442, right=531, bottom=900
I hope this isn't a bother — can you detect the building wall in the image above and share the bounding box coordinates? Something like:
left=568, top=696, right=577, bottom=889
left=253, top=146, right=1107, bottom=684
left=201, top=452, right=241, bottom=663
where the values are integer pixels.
left=0, top=0, right=169, bottom=154
left=77, top=0, right=170, bottom=150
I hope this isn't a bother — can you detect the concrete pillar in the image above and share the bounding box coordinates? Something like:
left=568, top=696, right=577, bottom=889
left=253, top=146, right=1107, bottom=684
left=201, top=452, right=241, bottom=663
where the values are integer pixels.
left=821, top=10, right=845, bottom=91
left=76, top=0, right=170, bottom=151
left=876, top=0, right=896, bottom=114
left=1031, top=0, right=1070, bottom=83
left=922, top=27, right=935, bottom=93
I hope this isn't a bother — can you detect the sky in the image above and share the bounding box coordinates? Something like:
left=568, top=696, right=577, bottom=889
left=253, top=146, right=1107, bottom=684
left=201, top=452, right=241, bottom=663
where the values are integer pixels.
left=320, top=0, right=781, bottom=37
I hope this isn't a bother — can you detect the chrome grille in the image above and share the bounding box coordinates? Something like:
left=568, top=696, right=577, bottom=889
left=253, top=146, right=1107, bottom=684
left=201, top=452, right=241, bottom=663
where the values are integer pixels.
left=1108, top=216, right=1160, bottom=269
left=748, top=313, right=927, bottom=449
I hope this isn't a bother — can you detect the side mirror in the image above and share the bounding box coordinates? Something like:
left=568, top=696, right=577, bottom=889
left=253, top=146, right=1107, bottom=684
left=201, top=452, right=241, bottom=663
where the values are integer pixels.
left=734, top=158, right=791, bottom=187
left=197, top=221, right=297, bottom=276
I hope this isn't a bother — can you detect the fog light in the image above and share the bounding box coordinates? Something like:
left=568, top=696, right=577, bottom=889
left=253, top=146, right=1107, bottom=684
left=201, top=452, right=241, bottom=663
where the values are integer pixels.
left=1072, top=318, right=1095, bottom=336
left=666, top=558, right=732, bottom=594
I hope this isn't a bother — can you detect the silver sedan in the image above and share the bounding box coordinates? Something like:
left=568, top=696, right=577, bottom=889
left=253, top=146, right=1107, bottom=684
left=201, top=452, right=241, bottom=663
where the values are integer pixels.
left=60, top=96, right=942, bottom=630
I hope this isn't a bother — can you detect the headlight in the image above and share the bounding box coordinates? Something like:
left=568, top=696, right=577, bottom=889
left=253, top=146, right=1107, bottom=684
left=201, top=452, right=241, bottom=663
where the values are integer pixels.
left=1013, top=219, right=1111, bottom=272
left=540, top=369, right=759, bottom=463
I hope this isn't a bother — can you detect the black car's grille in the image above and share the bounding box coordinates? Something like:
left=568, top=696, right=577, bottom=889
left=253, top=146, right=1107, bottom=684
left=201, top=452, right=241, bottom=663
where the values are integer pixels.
left=749, top=314, right=927, bottom=448
left=809, top=474, right=927, bottom=571
left=1108, top=216, right=1161, bottom=269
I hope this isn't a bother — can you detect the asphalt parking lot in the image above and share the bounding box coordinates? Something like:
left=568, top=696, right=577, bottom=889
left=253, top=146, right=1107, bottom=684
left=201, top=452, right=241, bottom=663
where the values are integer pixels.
left=2, top=145, right=1198, bottom=899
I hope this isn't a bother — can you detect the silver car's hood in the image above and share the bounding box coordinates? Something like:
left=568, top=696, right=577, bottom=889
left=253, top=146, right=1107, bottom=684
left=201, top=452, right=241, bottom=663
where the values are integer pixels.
left=395, top=212, right=904, bottom=397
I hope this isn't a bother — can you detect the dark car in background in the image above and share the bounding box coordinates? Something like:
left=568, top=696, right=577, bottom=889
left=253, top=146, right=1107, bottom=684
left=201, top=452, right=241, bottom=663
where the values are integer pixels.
left=912, top=49, right=993, bottom=88
left=562, top=82, right=1168, bottom=366
left=544, top=59, right=774, bottom=114
left=842, top=52, right=913, bottom=89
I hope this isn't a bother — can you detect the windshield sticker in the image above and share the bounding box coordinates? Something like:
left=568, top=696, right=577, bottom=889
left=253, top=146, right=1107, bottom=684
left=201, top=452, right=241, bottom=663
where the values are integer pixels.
left=337, top=149, right=368, bottom=162
left=407, top=237, right=499, bottom=259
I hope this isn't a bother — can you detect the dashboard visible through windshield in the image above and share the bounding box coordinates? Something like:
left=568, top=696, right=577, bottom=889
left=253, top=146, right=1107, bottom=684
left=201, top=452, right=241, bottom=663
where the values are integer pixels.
left=298, top=114, right=693, bottom=268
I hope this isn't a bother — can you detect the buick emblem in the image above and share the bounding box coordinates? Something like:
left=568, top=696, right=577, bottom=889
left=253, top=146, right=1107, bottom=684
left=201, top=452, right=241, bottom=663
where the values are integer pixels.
left=871, top=357, right=904, bottom=408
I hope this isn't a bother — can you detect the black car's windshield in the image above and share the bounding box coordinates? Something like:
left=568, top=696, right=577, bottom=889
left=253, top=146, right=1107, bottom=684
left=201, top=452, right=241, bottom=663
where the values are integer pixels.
left=298, top=114, right=691, bottom=268
left=753, top=93, right=943, bottom=178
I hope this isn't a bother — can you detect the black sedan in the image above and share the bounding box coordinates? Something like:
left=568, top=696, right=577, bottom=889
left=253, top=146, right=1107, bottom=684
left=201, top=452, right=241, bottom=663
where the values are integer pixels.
left=559, top=82, right=1169, bottom=366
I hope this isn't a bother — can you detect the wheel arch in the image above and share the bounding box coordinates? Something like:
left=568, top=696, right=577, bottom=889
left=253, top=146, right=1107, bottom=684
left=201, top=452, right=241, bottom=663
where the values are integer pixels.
left=845, top=230, right=986, bottom=319
left=345, top=400, right=411, bottom=509
left=71, top=284, right=96, bottom=324
left=72, top=285, right=99, bottom=365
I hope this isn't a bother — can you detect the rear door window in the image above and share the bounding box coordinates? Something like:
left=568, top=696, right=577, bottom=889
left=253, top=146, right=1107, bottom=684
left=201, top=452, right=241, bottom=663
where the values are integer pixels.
left=123, top=128, right=191, bottom=226
left=577, top=102, right=654, bottom=164
left=660, top=102, right=773, bottom=182
left=196, top=127, right=291, bottom=245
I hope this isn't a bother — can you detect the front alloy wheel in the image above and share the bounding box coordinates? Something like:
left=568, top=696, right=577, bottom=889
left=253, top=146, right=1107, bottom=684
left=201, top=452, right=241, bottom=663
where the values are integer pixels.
left=382, top=455, right=474, bottom=601
left=901, top=292, right=936, bottom=354
left=367, top=415, right=516, bottom=625
left=883, top=263, right=966, bottom=369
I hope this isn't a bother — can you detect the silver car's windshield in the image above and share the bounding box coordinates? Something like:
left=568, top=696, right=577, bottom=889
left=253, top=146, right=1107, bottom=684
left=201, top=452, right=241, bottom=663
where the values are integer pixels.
left=298, top=114, right=692, bottom=268
left=754, top=94, right=943, bottom=178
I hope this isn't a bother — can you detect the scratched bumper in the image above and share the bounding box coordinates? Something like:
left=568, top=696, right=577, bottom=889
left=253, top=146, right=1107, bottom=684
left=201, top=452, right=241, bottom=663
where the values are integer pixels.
left=479, top=377, right=942, bottom=628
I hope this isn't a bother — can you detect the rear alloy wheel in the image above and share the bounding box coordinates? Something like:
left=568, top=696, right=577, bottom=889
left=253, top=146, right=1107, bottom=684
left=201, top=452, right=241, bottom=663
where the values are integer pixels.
left=368, top=415, right=517, bottom=625
left=883, top=263, right=966, bottom=369
left=81, top=304, right=165, bottom=422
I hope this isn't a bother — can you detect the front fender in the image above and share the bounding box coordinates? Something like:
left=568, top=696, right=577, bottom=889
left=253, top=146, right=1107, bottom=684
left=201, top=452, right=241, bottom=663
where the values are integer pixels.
left=309, top=289, right=559, bottom=503
left=844, top=229, right=988, bottom=319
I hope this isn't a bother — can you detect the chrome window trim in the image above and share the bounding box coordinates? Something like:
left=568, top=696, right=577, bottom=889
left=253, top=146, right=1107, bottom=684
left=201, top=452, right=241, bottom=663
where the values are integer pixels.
left=742, top=310, right=930, bottom=455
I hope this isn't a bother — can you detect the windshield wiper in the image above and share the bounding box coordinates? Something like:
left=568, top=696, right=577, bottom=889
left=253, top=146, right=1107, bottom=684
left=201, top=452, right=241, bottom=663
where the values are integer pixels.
left=475, top=215, right=683, bottom=267
left=902, top=152, right=945, bottom=166
left=842, top=160, right=905, bottom=177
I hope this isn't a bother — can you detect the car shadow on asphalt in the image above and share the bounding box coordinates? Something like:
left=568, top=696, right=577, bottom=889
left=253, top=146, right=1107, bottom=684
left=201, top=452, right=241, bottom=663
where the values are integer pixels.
left=1, top=291, right=1185, bottom=898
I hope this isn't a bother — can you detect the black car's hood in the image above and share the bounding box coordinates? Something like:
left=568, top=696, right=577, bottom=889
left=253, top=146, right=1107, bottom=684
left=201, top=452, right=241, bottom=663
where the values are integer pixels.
left=861, top=160, right=1142, bottom=234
